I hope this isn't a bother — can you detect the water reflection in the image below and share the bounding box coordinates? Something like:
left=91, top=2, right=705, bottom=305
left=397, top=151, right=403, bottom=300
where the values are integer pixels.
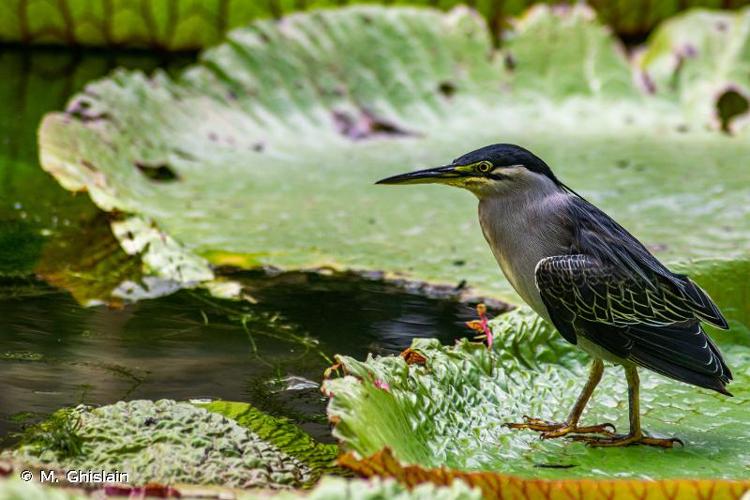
left=0, top=48, right=194, bottom=274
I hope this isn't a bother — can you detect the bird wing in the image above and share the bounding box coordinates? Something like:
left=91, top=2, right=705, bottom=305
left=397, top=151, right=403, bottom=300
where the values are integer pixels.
left=566, top=196, right=728, bottom=329
left=535, top=254, right=732, bottom=393
left=535, top=254, right=712, bottom=329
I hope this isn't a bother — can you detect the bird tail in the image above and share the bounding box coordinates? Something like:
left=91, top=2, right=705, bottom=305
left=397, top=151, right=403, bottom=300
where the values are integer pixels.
left=625, top=322, right=733, bottom=396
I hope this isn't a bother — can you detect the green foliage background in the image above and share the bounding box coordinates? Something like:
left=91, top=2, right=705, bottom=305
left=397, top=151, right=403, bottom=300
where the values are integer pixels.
left=3, top=0, right=750, bottom=50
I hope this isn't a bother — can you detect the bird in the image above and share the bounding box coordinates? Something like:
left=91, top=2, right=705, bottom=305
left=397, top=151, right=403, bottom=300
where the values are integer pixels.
left=376, top=143, right=732, bottom=448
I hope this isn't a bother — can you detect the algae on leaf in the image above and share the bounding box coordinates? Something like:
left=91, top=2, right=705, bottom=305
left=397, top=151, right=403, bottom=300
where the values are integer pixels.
left=38, top=5, right=750, bottom=303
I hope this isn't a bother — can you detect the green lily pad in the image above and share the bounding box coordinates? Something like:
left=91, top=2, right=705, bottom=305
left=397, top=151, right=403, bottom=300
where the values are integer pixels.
left=638, top=6, right=750, bottom=132
left=38, top=5, right=750, bottom=303
left=198, top=401, right=343, bottom=480
left=1, top=399, right=484, bottom=497
left=324, top=259, right=750, bottom=480
left=3, top=400, right=314, bottom=489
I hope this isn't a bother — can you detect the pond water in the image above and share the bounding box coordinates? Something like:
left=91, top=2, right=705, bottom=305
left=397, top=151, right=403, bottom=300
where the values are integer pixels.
left=0, top=272, right=500, bottom=445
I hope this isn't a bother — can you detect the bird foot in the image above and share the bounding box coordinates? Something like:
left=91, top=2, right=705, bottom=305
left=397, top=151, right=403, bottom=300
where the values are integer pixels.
left=504, top=415, right=616, bottom=439
left=567, top=432, right=684, bottom=448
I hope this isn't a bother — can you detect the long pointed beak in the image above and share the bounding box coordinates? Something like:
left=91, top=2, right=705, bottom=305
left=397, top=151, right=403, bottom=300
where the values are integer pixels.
left=375, top=165, right=460, bottom=185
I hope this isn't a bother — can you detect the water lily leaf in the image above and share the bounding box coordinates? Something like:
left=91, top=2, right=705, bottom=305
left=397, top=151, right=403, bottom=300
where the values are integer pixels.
left=38, top=5, right=750, bottom=303
left=323, top=263, right=750, bottom=483
left=638, top=7, right=750, bottom=133
left=338, top=448, right=750, bottom=500
left=198, top=401, right=344, bottom=480
left=3, top=400, right=314, bottom=489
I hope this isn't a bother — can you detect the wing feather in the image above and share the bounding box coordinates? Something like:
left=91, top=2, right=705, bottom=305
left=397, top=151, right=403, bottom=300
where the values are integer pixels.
left=535, top=254, right=732, bottom=394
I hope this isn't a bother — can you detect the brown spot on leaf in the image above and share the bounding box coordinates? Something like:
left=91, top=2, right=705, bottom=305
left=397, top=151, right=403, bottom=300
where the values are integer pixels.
left=80, top=159, right=97, bottom=172
left=640, top=71, right=656, bottom=94
left=400, top=348, right=427, bottom=366
left=332, top=108, right=419, bottom=140
left=173, top=149, right=197, bottom=161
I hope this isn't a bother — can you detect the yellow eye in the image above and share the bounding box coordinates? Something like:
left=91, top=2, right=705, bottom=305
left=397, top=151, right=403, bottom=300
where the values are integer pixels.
left=477, top=161, right=492, bottom=173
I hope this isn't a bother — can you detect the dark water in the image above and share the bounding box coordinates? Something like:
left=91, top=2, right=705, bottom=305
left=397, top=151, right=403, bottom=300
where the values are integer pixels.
left=0, top=272, right=502, bottom=444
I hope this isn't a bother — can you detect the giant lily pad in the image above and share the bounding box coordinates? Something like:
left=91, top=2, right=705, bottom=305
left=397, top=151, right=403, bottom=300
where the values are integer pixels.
left=323, top=259, right=750, bottom=488
left=4, top=400, right=314, bottom=489
left=38, top=5, right=750, bottom=304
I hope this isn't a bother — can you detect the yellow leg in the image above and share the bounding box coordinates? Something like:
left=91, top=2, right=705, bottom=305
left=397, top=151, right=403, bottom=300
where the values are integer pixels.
left=568, top=366, right=683, bottom=448
left=505, top=359, right=615, bottom=439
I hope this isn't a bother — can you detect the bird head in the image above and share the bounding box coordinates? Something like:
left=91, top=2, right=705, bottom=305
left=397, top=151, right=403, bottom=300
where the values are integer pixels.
left=376, top=143, right=561, bottom=198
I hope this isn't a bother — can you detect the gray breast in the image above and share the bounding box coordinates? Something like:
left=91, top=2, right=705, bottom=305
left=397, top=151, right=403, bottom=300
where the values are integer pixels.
left=477, top=185, right=573, bottom=319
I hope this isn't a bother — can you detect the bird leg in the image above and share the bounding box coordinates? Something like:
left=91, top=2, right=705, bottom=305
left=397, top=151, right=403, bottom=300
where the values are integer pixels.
left=567, top=366, right=683, bottom=448
left=504, top=359, right=616, bottom=439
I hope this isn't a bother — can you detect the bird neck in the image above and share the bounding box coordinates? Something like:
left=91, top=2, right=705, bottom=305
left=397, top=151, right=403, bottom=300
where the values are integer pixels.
left=477, top=182, right=572, bottom=316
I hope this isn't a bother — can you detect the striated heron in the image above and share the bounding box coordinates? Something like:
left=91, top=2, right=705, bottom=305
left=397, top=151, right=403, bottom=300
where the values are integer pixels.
left=376, top=143, right=731, bottom=448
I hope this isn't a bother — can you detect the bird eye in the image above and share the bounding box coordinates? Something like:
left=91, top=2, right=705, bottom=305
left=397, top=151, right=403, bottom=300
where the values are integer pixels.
left=477, top=161, right=492, bottom=173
